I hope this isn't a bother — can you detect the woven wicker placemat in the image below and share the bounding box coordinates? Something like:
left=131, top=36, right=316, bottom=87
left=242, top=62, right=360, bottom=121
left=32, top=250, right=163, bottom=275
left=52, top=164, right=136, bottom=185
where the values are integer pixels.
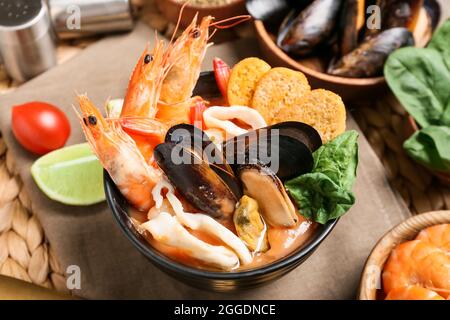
left=0, top=136, right=68, bottom=293
left=0, top=0, right=161, bottom=294
left=352, top=96, right=450, bottom=214
left=0, top=0, right=449, bottom=294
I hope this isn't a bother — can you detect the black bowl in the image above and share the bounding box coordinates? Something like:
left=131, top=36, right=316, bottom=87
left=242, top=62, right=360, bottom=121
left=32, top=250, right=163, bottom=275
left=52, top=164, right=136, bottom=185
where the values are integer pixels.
left=104, top=71, right=338, bottom=292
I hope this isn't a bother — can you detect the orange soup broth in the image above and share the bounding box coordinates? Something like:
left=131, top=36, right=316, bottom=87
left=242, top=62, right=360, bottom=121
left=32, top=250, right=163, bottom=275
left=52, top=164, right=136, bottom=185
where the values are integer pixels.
left=131, top=206, right=317, bottom=271
left=128, top=96, right=316, bottom=271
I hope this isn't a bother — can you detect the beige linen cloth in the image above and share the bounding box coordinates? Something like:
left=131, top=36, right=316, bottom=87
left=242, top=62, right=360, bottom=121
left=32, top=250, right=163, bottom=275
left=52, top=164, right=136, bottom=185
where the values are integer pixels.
left=0, top=23, right=410, bottom=299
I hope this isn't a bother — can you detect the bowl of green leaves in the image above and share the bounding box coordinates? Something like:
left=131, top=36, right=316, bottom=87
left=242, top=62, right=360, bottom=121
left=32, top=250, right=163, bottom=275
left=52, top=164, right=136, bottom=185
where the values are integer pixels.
left=384, top=19, right=450, bottom=185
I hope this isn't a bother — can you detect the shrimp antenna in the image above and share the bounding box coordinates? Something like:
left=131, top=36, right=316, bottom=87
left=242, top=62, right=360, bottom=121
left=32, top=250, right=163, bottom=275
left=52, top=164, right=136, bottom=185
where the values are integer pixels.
left=71, top=104, right=82, bottom=119
left=210, top=15, right=251, bottom=29
left=169, top=0, right=192, bottom=45
left=208, top=28, right=218, bottom=41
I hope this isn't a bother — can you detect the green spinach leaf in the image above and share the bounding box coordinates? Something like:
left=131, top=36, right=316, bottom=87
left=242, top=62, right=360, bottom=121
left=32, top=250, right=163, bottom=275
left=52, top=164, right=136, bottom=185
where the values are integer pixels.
left=384, top=47, right=450, bottom=128
left=428, top=19, right=450, bottom=71
left=403, top=125, right=450, bottom=173
left=285, top=131, right=359, bottom=224
left=385, top=19, right=450, bottom=174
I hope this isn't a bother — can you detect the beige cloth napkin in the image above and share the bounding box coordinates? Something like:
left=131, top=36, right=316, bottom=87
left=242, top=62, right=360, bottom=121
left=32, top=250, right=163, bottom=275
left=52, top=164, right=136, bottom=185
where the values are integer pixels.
left=0, top=23, right=410, bottom=299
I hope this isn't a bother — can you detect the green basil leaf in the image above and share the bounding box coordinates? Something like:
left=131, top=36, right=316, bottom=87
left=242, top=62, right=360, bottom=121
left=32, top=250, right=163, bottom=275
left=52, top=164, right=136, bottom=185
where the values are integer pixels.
left=384, top=47, right=450, bottom=127
left=285, top=131, right=359, bottom=224
left=403, top=125, right=450, bottom=173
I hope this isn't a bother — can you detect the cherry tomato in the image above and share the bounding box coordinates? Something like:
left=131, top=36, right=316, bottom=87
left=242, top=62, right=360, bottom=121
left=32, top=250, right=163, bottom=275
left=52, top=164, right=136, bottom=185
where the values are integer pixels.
left=213, top=57, right=231, bottom=104
left=11, top=101, right=71, bottom=155
left=189, top=100, right=208, bottom=129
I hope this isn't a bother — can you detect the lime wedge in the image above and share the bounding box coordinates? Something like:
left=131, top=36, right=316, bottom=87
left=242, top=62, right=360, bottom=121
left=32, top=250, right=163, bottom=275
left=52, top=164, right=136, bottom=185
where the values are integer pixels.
left=31, top=143, right=105, bottom=206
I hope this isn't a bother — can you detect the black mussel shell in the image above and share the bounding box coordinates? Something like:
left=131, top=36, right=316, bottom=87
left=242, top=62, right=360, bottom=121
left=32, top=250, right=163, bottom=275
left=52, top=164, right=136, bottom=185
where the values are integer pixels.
left=165, top=123, right=211, bottom=156
left=270, top=121, right=322, bottom=152
left=154, top=142, right=239, bottom=219
left=246, top=0, right=312, bottom=31
left=223, top=122, right=318, bottom=180
left=381, top=0, right=423, bottom=30
left=277, top=0, right=343, bottom=56
left=165, top=124, right=233, bottom=173
left=192, top=71, right=221, bottom=98
left=165, top=124, right=242, bottom=199
left=338, top=0, right=367, bottom=56
left=424, top=0, right=441, bottom=30
left=328, top=27, right=414, bottom=78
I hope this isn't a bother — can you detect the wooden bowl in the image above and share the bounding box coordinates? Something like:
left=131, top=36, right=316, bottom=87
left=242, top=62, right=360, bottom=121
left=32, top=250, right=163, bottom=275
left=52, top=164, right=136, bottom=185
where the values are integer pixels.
left=404, top=116, right=450, bottom=186
left=254, top=20, right=387, bottom=101
left=358, top=210, right=450, bottom=300
left=155, top=0, right=247, bottom=28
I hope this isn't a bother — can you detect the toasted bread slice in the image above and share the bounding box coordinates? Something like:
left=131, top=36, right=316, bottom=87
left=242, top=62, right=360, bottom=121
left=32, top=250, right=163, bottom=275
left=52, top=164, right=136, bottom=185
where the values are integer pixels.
left=274, top=89, right=346, bottom=142
left=227, top=57, right=271, bottom=107
left=251, top=67, right=310, bottom=123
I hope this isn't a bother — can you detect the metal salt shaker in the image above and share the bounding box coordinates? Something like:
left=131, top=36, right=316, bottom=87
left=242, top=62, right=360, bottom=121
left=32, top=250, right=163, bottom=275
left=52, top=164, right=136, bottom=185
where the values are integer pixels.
left=0, top=0, right=134, bottom=83
left=0, top=0, right=57, bottom=82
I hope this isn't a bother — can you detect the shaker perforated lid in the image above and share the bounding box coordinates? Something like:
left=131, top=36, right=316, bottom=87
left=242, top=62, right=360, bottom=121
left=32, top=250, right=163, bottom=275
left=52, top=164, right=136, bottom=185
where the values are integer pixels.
left=0, top=0, right=42, bottom=27
left=0, top=0, right=57, bottom=82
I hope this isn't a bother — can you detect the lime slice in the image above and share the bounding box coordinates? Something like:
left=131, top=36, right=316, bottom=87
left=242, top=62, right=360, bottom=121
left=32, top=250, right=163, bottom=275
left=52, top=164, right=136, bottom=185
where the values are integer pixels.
left=31, top=143, right=105, bottom=206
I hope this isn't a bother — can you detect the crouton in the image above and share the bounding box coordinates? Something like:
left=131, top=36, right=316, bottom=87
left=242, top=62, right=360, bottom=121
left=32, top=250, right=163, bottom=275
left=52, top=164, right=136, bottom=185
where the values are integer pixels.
left=227, top=57, right=271, bottom=107
left=274, top=89, right=346, bottom=142
left=251, top=67, right=310, bottom=123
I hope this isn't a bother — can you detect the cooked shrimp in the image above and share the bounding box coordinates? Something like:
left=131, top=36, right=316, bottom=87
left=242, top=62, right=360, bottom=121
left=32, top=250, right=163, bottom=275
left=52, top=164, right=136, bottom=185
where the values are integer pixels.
left=416, top=224, right=450, bottom=251
left=118, top=116, right=168, bottom=162
left=159, top=15, right=212, bottom=105
left=76, top=95, right=160, bottom=211
left=117, top=41, right=170, bottom=161
left=156, top=12, right=251, bottom=124
left=385, top=285, right=445, bottom=300
left=382, top=240, right=450, bottom=299
left=121, top=40, right=171, bottom=119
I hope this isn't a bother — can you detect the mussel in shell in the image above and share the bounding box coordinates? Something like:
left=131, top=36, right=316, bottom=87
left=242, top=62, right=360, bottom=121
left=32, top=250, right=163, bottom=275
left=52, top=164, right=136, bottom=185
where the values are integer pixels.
left=165, top=124, right=232, bottom=173
left=339, top=0, right=367, bottom=56
left=154, top=142, right=239, bottom=219
left=380, top=0, right=424, bottom=31
left=233, top=195, right=269, bottom=252
left=237, top=164, right=298, bottom=228
left=413, top=0, right=441, bottom=47
left=246, top=0, right=314, bottom=32
left=157, top=122, right=318, bottom=221
left=328, top=27, right=414, bottom=78
left=223, top=122, right=321, bottom=180
left=270, top=121, right=322, bottom=153
left=165, top=123, right=242, bottom=198
left=277, top=0, right=343, bottom=56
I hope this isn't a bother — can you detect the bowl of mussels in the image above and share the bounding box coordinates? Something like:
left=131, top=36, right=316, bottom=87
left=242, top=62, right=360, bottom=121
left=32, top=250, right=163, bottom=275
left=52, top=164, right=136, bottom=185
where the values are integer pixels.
left=246, top=0, right=441, bottom=100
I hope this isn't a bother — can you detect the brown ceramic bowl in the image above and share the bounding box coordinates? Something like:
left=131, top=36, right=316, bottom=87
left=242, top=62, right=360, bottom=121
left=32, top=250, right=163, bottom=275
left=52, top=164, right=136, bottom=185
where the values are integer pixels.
left=155, top=0, right=247, bottom=28
left=358, top=210, right=450, bottom=300
left=404, top=116, right=450, bottom=186
left=253, top=20, right=387, bottom=101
